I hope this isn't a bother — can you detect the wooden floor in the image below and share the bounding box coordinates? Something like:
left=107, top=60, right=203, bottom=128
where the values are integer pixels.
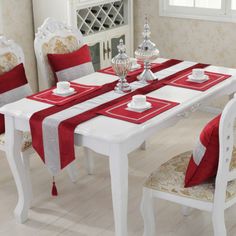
left=1, top=111, right=236, bottom=236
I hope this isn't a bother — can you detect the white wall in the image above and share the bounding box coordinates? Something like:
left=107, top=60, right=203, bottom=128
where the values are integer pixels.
left=134, top=0, right=236, bottom=68
left=0, top=0, right=38, bottom=92
left=134, top=0, right=236, bottom=108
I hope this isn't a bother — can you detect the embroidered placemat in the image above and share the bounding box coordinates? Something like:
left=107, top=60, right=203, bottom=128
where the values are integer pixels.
left=28, top=82, right=101, bottom=106
left=164, top=71, right=231, bottom=91
left=97, top=96, right=179, bottom=124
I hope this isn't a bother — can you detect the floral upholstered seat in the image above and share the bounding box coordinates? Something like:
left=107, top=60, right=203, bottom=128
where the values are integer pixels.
left=0, top=132, right=32, bottom=152
left=145, top=149, right=236, bottom=202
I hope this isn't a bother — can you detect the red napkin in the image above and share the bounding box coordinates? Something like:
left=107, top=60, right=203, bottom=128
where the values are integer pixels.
left=164, top=71, right=231, bottom=91
left=99, top=63, right=161, bottom=77
left=27, top=82, right=100, bottom=106
left=97, top=97, right=179, bottom=124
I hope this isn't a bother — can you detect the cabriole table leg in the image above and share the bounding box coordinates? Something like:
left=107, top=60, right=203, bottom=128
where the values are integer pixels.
left=5, top=115, right=31, bottom=223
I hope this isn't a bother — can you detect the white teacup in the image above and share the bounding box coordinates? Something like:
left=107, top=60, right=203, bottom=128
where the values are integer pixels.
left=131, top=95, right=147, bottom=107
left=192, top=69, right=205, bottom=80
left=57, top=81, right=70, bottom=92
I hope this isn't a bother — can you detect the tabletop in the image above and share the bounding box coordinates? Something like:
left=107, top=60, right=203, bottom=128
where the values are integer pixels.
left=1, top=58, right=236, bottom=144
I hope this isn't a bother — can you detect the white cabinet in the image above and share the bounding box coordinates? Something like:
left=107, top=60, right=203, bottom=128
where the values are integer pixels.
left=85, top=26, right=130, bottom=70
left=33, top=0, right=133, bottom=71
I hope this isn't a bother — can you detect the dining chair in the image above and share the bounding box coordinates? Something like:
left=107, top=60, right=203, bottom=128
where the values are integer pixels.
left=141, top=95, right=236, bottom=236
left=0, top=35, right=34, bottom=199
left=0, top=35, right=78, bottom=195
left=34, top=18, right=95, bottom=175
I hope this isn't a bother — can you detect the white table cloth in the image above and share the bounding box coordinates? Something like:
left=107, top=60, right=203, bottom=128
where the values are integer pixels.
left=1, top=58, right=236, bottom=236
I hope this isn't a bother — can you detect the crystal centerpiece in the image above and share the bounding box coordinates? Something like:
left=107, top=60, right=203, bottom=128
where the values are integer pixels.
left=111, top=39, right=132, bottom=94
left=135, top=17, right=160, bottom=83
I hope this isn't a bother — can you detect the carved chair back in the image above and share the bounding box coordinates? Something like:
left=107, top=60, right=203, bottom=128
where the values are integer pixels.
left=34, top=18, right=84, bottom=90
left=0, top=36, right=24, bottom=76
left=214, top=95, right=236, bottom=208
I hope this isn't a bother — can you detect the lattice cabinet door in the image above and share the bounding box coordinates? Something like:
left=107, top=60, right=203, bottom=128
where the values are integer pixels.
left=32, top=0, right=133, bottom=71
left=86, top=35, right=107, bottom=70
left=110, top=27, right=130, bottom=59
left=73, top=0, right=133, bottom=70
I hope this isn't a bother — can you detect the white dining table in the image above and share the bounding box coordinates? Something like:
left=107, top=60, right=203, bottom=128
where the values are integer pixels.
left=1, top=58, right=236, bottom=236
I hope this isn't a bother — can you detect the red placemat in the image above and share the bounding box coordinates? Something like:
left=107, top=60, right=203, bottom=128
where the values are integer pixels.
left=164, top=71, right=231, bottom=91
left=28, top=82, right=101, bottom=106
left=97, top=97, right=179, bottom=124
left=99, top=63, right=161, bottom=77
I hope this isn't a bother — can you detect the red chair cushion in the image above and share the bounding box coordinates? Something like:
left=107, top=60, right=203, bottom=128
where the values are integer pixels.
left=0, top=63, right=30, bottom=134
left=185, top=115, right=221, bottom=187
left=47, top=44, right=94, bottom=83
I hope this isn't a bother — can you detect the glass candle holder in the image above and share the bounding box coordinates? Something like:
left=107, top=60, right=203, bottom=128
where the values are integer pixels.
left=111, top=39, right=132, bottom=93
left=135, top=17, right=160, bottom=83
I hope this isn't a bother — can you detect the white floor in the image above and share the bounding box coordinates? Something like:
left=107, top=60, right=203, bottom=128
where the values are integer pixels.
left=1, top=111, right=236, bottom=236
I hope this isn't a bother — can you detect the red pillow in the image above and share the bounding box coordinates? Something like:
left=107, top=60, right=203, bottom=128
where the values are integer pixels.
left=0, top=63, right=31, bottom=134
left=185, top=115, right=221, bottom=187
left=47, top=44, right=94, bottom=83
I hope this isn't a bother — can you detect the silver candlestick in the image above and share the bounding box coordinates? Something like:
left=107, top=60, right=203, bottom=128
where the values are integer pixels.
left=135, top=17, right=160, bottom=83
left=111, top=39, right=132, bottom=93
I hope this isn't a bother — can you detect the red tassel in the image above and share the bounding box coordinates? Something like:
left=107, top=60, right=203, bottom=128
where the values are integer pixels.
left=51, top=176, right=58, bottom=196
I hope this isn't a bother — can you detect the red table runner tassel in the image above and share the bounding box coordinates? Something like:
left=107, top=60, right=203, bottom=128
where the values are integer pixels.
left=51, top=176, right=58, bottom=196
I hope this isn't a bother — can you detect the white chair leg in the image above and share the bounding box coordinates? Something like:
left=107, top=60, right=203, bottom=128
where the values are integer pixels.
left=140, top=141, right=147, bottom=150
left=84, top=147, right=94, bottom=175
left=66, top=161, right=78, bottom=183
left=141, top=188, right=156, bottom=236
left=181, top=206, right=191, bottom=216
left=212, top=209, right=226, bottom=236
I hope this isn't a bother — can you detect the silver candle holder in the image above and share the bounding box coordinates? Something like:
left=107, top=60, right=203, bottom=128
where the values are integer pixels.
left=111, top=39, right=132, bottom=94
left=135, top=17, right=160, bottom=83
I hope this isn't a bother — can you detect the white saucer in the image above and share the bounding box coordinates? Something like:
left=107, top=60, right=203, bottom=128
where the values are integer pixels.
left=187, top=75, right=209, bottom=83
left=53, top=87, right=75, bottom=96
left=127, top=101, right=152, bottom=112
left=130, top=64, right=141, bottom=71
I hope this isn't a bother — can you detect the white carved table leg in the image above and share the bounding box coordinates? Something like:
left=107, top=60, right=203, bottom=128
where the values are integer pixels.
left=66, top=161, right=78, bottom=183
left=84, top=147, right=94, bottom=175
left=109, top=144, right=128, bottom=236
left=5, top=115, right=31, bottom=223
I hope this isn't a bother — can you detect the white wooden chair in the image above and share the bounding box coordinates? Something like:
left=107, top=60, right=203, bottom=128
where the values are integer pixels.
left=34, top=18, right=95, bottom=175
left=0, top=36, right=78, bottom=201
left=141, top=95, right=236, bottom=236
left=0, top=35, right=34, bottom=200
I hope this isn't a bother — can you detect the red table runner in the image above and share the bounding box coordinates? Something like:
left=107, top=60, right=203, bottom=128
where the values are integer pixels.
left=30, top=59, right=184, bottom=176
left=164, top=71, right=231, bottom=91
left=97, top=97, right=179, bottom=124
left=27, top=82, right=101, bottom=106
left=99, top=62, right=161, bottom=77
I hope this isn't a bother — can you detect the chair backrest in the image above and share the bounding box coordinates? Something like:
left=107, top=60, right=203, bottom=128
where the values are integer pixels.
left=214, top=94, right=236, bottom=206
left=0, top=36, right=24, bottom=75
left=34, top=18, right=85, bottom=90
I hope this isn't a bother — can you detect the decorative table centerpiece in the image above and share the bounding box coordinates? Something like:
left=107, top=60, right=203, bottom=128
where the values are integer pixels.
left=111, top=39, right=132, bottom=94
left=135, top=17, right=160, bottom=83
